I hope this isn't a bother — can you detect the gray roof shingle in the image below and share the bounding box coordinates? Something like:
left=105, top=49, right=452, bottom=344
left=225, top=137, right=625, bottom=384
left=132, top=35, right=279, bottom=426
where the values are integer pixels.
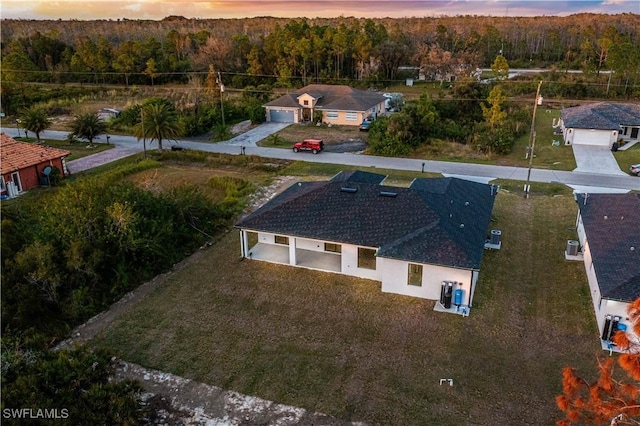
left=330, top=170, right=387, bottom=185
left=236, top=176, right=497, bottom=270
left=264, top=84, right=386, bottom=112
left=562, top=102, right=640, bottom=130
left=576, top=193, right=640, bottom=302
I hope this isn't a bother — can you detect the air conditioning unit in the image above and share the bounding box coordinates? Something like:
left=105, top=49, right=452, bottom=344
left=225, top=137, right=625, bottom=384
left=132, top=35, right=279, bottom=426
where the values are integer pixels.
left=490, top=230, right=502, bottom=245
left=566, top=240, right=579, bottom=256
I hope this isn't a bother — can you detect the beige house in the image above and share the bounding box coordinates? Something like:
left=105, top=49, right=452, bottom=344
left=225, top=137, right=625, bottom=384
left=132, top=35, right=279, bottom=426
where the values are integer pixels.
left=264, top=84, right=386, bottom=125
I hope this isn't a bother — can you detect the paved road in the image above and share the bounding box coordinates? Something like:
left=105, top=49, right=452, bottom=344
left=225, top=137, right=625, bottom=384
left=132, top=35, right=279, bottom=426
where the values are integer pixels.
left=2, top=126, right=639, bottom=191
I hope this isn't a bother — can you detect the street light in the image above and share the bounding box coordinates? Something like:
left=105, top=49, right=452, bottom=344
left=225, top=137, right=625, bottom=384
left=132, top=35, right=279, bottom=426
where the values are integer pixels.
left=15, top=119, right=21, bottom=138
left=140, top=108, right=147, bottom=159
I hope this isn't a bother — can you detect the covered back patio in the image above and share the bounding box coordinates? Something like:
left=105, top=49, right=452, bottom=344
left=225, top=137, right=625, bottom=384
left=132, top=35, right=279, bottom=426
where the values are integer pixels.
left=242, top=233, right=342, bottom=274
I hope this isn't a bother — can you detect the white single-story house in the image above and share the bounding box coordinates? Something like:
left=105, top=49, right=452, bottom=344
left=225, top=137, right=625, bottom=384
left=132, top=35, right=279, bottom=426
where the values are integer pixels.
left=560, top=102, right=640, bottom=148
left=574, top=193, right=640, bottom=351
left=235, top=171, right=498, bottom=314
left=263, top=84, right=386, bottom=125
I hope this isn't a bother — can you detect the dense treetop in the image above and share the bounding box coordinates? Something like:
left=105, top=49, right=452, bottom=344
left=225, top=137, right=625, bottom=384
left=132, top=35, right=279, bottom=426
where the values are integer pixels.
left=2, top=14, right=639, bottom=86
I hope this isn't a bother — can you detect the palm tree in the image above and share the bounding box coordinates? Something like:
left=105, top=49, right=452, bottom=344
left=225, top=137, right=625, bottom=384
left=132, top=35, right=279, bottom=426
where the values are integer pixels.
left=71, top=112, right=108, bottom=145
left=20, top=107, right=51, bottom=143
left=133, top=103, right=182, bottom=151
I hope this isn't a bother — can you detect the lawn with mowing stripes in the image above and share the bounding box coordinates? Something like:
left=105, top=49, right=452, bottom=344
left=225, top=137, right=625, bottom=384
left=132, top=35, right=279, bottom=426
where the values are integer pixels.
left=92, top=189, right=599, bottom=425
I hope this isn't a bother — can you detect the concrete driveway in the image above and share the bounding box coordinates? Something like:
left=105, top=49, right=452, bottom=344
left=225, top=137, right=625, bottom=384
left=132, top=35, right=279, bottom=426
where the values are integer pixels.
left=221, top=122, right=290, bottom=146
left=572, top=145, right=627, bottom=175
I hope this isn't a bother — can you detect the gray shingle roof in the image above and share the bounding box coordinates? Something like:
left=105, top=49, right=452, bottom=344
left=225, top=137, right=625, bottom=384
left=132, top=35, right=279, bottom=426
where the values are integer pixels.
left=264, top=84, right=386, bottom=112
left=562, top=102, right=640, bottom=130
left=330, top=170, right=387, bottom=185
left=576, top=193, right=640, bottom=302
left=236, top=176, right=497, bottom=270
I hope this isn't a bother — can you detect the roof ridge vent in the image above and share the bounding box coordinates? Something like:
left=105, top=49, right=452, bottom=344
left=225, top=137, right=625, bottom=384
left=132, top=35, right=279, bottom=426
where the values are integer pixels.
left=379, top=191, right=397, bottom=197
left=340, top=187, right=357, bottom=193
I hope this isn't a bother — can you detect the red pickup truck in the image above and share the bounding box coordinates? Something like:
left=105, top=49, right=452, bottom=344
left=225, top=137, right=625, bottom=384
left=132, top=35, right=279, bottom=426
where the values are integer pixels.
left=292, top=139, right=324, bottom=154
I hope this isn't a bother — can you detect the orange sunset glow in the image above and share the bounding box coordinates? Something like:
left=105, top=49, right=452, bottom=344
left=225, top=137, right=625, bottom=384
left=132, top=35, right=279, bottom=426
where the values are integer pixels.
left=1, top=0, right=638, bottom=20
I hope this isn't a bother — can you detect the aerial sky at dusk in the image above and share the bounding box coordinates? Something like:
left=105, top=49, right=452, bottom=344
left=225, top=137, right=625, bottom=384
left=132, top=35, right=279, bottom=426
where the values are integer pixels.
left=2, top=0, right=638, bottom=20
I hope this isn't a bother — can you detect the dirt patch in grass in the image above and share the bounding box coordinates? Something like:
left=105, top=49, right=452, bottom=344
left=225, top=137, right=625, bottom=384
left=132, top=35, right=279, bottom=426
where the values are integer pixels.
left=91, top=182, right=598, bottom=425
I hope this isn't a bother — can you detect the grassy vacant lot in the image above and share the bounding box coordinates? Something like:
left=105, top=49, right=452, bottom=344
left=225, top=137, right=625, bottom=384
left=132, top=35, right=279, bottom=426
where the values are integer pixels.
left=92, top=174, right=599, bottom=425
left=14, top=137, right=114, bottom=160
left=501, top=107, right=577, bottom=170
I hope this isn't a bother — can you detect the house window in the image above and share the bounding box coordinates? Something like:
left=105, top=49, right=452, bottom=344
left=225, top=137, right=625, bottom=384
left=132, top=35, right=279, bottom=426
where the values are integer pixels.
left=274, top=235, right=289, bottom=245
left=357, top=247, right=376, bottom=270
left=0, top=176, right=5, bottom=192
left=324, top=243, right=342, bottom=253
left=326, top=111, right=339, bottom=120
left=408, top=264, right=423, bottom=286
left=10, top=172, right=22, bottom=192
left=303, top=100, right=309, bottom=106
left=345, top=112, right=358, bottom=121
left=623, top=127, right=628, bottom=136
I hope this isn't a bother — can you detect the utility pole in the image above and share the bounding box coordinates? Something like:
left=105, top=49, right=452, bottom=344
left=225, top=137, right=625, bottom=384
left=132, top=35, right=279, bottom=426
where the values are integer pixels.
left=217, top=72, right=225, bottom=128
left=141, top=107, right=147, bottom=159
left=524, top=80, right=543, bottom=199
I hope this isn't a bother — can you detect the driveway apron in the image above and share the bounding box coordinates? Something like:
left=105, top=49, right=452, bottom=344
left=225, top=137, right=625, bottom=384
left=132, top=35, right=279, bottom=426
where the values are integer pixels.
left=571, top=145, right=627, bottom=175
left=222, top=122, right=291, bottom=146
left=67, top=146, right=141, bottom=173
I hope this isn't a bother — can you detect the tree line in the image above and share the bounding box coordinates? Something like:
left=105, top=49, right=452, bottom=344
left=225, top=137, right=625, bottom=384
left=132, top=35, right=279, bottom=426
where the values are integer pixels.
left=2, top=14, right=639, bottom=88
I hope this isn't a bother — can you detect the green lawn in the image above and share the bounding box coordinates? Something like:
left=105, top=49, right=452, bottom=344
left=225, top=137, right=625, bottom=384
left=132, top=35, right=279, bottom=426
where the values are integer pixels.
left=14, top=137, right=114, bottom=160
left=501, top=107, right=577, bottom=170
left=613, top=142, right=640, bottom=174
left=91, top=182, right=598, bottom=425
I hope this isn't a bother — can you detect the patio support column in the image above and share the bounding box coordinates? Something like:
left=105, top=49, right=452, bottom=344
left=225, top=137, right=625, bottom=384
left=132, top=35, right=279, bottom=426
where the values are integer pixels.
left=289, top=237, right=297, bottom=266
left=240, top=230, right=248, bottom=257
left=469, top=270, right=479, bottom=307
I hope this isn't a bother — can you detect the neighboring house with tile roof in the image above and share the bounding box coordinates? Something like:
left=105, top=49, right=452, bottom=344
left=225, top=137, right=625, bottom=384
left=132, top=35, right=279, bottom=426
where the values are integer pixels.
left=235, top=171, right=498, bottom=313
left=560, top=102, right=640, bottom=148
left=0, top=133, right=70, bottom=198
left=574, top=193, right=640, bottom=350
left=263, top=84, right=386, bottom=125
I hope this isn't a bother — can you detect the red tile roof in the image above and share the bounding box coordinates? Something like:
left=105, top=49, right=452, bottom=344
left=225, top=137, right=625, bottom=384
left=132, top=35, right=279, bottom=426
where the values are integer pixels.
left=0, top=133, right=70, bottom=175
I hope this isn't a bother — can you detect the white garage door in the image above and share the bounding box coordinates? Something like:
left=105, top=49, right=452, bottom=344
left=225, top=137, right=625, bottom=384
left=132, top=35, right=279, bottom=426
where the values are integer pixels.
left=269, top=109, right=295, bottom=123
left=573, top=129, right=610, bottom=146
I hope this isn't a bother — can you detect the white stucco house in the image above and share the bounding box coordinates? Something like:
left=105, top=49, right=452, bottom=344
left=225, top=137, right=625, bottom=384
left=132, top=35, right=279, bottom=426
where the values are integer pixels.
left=263, top=84, right=386, bottom=125
left=574, top=193, right=640, bottom=351
left=560, top=102, right=640, bottom=148
left=235, top=171, right=498, bottom=315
